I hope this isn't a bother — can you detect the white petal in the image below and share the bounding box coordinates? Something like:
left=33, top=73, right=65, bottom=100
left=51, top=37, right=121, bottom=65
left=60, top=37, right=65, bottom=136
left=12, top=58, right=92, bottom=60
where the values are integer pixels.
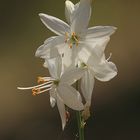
left=60, top=67, right=85, bottom=85
left=49, top=88, right=56, bottom=108
left=43, top=48, right=59, bottom=68
left=39, top=13, right=70, bottom=36
left=87, top=26, right=117, bottom=38
left=46, top=56, right=62, bottom=79
left=71, top=0, right=91, bottom=36
left=91, top=58, right=117, bottom=81
left=35, top=36, right=65, bottom=59
left=81, top=70, right=94, bottom=106
left=78, top=37, right=110, bottom=64
left=35, top=36, right=56, bottom=58
left=62, top=44, right=78, bottom=70
left=56, top=94, right=66, bottom=130
left=65, top=0, right=74, bottom=23
left=57, top=84, right=84, bottom=111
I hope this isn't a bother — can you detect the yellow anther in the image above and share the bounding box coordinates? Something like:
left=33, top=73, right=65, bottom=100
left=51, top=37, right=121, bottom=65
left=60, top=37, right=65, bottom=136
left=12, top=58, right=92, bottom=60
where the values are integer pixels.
left=32, top=88, right=40, bottom=96
left=65, top=32, right=79, bottom=48
left=37, top=77, right=45, bottom=83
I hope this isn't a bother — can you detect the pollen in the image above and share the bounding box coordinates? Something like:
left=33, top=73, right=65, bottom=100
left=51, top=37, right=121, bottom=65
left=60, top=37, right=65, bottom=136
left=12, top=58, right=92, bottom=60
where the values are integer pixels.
left=65, top=32, right=79, bottom=49
left=37, top=76, right=45, bottom=83
left=32, top=88, right=40, bottom=96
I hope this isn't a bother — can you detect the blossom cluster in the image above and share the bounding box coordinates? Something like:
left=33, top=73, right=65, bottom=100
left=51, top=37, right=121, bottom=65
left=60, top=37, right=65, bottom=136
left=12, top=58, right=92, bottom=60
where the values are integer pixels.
left=18, top=0, right=117, bottom=130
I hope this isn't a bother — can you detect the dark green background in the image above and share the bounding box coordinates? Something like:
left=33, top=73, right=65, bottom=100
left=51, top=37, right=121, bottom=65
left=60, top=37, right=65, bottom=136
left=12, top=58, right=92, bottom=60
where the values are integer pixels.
left=0, top=0, right=140, bottom=140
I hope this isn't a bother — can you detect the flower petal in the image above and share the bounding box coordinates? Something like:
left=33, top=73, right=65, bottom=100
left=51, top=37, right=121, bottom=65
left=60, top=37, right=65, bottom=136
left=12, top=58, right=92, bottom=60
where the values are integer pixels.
left=87, top=26, right=117, bottom=38
left=60, top=67, right=85, bottom=85
left=57, top=84, right=84, bottom=111
left=78, top=37, right=110, bottom=64
left=39, top=13, right=70, bottom=36
left=62, top=44, right=79, bottom=70
left=81, top=70, right=94, bottom=106
left=46, top=56, right=62, bottom=79
left=90, top=58, right=117, bottom=81
left=35, top=36, right=65, bottom=59
left=65, top=0, right=74, bottom=24
left=71, top=0, right=91, bottom=36
left=56, top=94, right=66, bottom=130
left=49, top=88, right=56, bottom=108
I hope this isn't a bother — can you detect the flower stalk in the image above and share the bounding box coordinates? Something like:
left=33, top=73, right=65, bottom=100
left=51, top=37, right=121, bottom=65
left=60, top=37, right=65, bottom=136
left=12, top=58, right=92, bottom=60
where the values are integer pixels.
left=76, top=80, right=85, bottom=140
left=76, top=111, right=85, bottom=140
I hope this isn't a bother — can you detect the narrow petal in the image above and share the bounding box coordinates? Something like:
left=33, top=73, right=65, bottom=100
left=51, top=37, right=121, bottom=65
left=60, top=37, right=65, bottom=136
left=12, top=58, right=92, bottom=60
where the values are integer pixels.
left=71, top=0, right=91, bottom=36
left=46, top=56, right=62, bottom=79
left=57, top=84, right=84, bottom=110
left=39, top=13, right=70, bottom=36
left=87, top=26, right=117, bottom=38
left=60, top=67, right=85, bottom=85
left=65, top=0, right=74, bottom=23
left=56, top=94, right=66, bottom=130
left=81, top=70, right=94, bottom=106
left=35, top=36, right=65, bottom=59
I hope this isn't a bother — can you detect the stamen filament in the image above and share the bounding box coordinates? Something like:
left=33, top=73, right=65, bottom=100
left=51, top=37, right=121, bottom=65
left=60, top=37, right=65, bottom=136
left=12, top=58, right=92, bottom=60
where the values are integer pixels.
left=17, top=81, right=53, bottom=90
left=35, top=87, right=52, bottom=95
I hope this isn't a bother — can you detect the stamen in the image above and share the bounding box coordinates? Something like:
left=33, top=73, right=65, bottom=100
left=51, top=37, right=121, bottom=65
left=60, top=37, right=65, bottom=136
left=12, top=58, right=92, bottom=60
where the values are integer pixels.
left=17, top=81, right=53, bottom=90
left=38, top=77, right=45, bottom=83
left=32, top=87, right=52, bottom=96
left=38, top=76, right=55, bottom=83
left=32, top=87, right=52, bottom=95
left=32, top=88, right=40, bottom=96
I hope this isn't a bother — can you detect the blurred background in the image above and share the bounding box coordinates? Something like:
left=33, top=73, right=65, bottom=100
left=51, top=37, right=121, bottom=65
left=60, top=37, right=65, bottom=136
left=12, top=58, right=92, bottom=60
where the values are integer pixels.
left=0, top=0, right=140, bottom=139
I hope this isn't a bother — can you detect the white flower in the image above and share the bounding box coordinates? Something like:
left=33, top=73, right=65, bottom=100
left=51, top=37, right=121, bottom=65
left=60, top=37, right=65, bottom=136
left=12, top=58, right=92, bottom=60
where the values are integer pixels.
left=35, top=0, right=117, bottom=69
left=18, top=56, right=85, bottom=129
left=79, top=37, right=117, bottom=107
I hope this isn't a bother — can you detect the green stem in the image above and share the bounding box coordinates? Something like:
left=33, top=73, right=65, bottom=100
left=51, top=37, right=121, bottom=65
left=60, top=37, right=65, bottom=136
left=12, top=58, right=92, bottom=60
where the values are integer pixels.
left=76, top=80, right=85, bottom=140
left=76, top=111, right=85, bottom=140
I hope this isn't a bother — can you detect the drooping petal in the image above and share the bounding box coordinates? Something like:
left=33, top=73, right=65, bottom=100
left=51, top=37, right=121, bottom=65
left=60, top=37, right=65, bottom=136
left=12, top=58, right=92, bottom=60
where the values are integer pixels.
left=90, top=58, right=117, bottom=82
left=71, top=0, right=91, bottom=36
left=60, top=67, right=85, bottom=85
left=65, top=0, right=74, bottom=24
left=46, top=56, right=62, bottom=79
left=35, top=36, right=65, bottom=59
left=39, top=13, right=70, bottom=36
left=86, top=26, right=117, bottom=38
left=57, top=84, right=84, bottom=110
left=81, top=69, right=95, bottom=106
left=56, top=94, right=66, bottom=130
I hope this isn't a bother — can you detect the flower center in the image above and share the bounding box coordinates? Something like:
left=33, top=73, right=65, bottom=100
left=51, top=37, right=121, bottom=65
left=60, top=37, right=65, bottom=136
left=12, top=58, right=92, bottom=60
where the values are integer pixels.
left=65, top=32, right=79, bottom=48
left=80, top=62, right=87, bottom=68
left=53, top=80, right=59, bottom=86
